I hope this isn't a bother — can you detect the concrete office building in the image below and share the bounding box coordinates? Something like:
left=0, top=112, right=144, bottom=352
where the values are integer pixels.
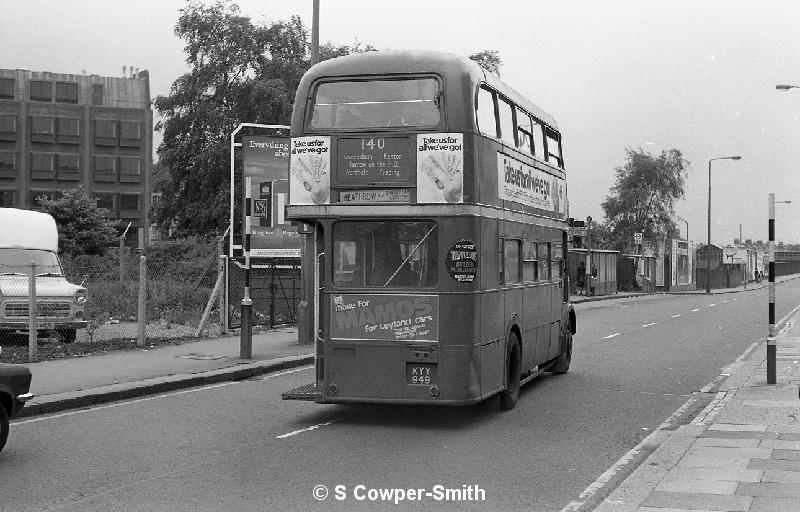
left=0, top=67, right=152, bottom=244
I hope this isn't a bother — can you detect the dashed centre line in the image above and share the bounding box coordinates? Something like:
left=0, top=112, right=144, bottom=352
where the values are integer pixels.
left=708, top=303, right=716, bottom=307
left=641, top=322, right=657, bottom=328
left=691, top=308, right=700, bottom=312
left=603, top=333, right=621, bottom=339
left=672, top=314, right=681, bottom=318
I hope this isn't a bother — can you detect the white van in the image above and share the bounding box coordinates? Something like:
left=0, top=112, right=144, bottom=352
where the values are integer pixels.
left=0, top=208, right=87, bottom=343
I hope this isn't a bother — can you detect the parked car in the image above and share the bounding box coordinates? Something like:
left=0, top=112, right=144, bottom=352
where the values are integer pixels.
left=0, top=348, right=33, bottom=453
left=0, top=208, right=88, bottom=343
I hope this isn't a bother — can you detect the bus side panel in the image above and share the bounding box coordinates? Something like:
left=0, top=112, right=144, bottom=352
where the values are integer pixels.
left=479, top=338, right=503, bottom=398
left=521, top=285, right=538, bottom=371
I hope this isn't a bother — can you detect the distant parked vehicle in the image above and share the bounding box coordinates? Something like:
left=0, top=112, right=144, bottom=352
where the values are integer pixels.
left=0, top=349, right=33, bottom=452
left=0, top=208, right=88, bottom=343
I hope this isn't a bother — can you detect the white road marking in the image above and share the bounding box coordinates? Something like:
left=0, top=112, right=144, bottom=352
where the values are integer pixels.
left=276, top=419, right=338, bottom=439
left=14, top=366, right=315, bottom=426
left=672, top=314, right=681, bottom=318
left=14, top=382, right=236, bottom=426
left=691, top=308, right=700, bottom=312
left=708, top=303, right=716, bottom=307
left=641, top=322, right=657, bottom=328
left=603, top=333, right=621, bottom=339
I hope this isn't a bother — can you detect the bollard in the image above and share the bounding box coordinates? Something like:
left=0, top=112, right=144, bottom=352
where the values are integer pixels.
left=767, top=194, right=776, bottom=384
left=240, top=176, right=253, bottom=359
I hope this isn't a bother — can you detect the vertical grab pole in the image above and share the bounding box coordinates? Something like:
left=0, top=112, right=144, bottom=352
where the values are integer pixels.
left=767, top=193, right=776, bottom=384
left=240, top=176, right=253, bottom=359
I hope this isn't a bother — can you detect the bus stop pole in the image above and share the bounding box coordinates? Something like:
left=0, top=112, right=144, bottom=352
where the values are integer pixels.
left=767, top=193, right=776, bottom=384
left=240, top=176, right=253, bottom=359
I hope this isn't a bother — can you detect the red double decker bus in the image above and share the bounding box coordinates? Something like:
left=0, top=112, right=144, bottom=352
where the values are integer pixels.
left=283, top=50, right=575, bottom=409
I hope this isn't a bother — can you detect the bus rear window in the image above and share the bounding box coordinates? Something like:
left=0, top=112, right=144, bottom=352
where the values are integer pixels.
left=310, top=78, right=441, bottom=130
left=333, top=221, right=437, bottom=288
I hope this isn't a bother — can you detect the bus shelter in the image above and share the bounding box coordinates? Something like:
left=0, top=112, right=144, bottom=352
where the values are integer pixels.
left=568, top=248, right=619, bottom=296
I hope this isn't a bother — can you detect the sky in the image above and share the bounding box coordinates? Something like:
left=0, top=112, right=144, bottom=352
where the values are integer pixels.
left=2, top=0, right=800, bottom=245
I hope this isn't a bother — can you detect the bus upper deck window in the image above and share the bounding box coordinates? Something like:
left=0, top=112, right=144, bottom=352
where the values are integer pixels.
left=310, top=78, right=441, bottom=130
left=497, top=98, right=516, bottom=147
left=476, top=86, right=497, bottom=137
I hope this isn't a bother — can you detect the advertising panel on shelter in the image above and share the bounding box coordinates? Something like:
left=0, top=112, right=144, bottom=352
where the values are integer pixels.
left=241, top=135, right=299, bottom=257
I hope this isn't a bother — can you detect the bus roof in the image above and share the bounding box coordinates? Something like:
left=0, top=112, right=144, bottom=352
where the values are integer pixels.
left=293, top=49, right=558, bottom=132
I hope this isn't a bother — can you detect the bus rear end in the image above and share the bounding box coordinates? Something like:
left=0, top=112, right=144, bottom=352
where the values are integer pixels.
left=282, top=51, right=490, bottom=405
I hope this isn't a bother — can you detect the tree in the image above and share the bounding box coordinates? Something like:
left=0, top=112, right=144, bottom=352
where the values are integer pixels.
left=34, top=187, right=118, bottom=256
left=601, top=148, right=690, bottom=252
left=153, top=0, right=373, bottom=234
left=469, top=50, right=502, bottom=76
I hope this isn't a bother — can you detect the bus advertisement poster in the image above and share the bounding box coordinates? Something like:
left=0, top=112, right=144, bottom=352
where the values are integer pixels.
left=446, top=239, right=478, bottom=283
left=289, top=136, right=331, bottom=205
left=497, top=153, right=566, bottom=217
left=416, top=133, right=463, bottom=204
left=330, top=294, right=439, bottom=342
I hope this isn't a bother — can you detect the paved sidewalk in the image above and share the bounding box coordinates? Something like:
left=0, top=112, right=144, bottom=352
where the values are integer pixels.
left=18, top=326, right=314, bottom=417
left=588, top=303, right=800, bottom=511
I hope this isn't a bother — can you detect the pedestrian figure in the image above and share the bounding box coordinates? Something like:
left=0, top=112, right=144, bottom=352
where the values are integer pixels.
left=576, top=261, right=586, bottom=295
left=589, top=263, right=598, bottom=296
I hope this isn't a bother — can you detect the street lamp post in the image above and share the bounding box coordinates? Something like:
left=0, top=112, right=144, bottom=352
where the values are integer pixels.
left=707, top=156, right=742, bottom=293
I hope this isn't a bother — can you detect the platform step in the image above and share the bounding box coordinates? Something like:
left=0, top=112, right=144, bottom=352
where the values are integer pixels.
left=282, top=382, right=322, bottom=401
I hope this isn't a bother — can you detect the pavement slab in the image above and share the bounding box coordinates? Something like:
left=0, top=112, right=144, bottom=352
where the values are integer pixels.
left=640, top=490, right=752, bottom=511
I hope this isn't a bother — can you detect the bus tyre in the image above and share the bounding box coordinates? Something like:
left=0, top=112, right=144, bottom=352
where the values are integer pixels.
left=0, top=403, right=8, bottom=453
left=551, top=324, right=573, bottom=374
left=500, top=334, right=521, bottom=411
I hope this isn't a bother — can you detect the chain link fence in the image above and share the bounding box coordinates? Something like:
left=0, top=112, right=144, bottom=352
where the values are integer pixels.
left=226, top=258, right=301, bottom=329
left=1, top=239, right=302, bottom=362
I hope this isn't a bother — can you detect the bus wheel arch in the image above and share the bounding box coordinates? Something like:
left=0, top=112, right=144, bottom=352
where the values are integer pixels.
left=500, top=330, right=521, bottom=411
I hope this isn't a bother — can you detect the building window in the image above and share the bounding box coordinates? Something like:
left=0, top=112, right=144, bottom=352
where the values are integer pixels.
left=119, top=156, right=142, bottom=182
left=0, top=152, right=15, bottom=179
left=94, top=119, right=117, bottom=145
left=0, top=115, right=15, bottom=141
left=57, top=117, right=81, bottom=144
left=95, top=192, right=115, bottom=212
left=30, top=152, right=55, bottom=180
left=92, top=84, right=104, bottom=106
left=55, top=82, right=78, bottom=103
left=120, top=193, right=140, bottom=212
left=120, top=120, right=143, bottom=147
left=30, top=116, right=55, bottom=134
left=93, top=155, right=117, bottom=182
left=56, top=154, right=80, bottom=181
left=30, top=190, right=59, bottom=207
left=0, top=189, right=15, bottom=207
left=0, top=78, right=14, bottom=100
left=30, top=80, right=53, bottom=101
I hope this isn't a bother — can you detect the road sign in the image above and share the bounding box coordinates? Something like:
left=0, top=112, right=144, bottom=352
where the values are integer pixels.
left=634, top=232, right=643, bottom=245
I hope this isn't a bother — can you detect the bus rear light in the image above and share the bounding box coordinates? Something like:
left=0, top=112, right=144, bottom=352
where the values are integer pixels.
left=327, top=383, right=338, bottom=394
left=429, top=386, right=440, bottom=397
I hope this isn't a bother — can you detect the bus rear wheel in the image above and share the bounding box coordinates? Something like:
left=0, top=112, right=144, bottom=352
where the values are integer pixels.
left=500, top=333, right=521, bottom=411
left=551, top=323, right=573, bottom=374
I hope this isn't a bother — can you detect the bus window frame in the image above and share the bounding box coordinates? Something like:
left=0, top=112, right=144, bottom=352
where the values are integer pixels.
left=304, top=74, right=446, bottom=134
left=476, top=85, right=500, bottom=138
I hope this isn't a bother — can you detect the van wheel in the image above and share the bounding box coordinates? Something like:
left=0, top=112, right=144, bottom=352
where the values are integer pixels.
left=500, top=333, right=521, bottom=411
left=57, top=329, right=76, bottom=344
left=551, top=324, right=573, bottom=374
left=0, top=404, right=9, bottom=453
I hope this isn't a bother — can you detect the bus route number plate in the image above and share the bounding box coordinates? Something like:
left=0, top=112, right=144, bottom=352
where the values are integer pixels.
left=406, top=363, right=437, bottom=386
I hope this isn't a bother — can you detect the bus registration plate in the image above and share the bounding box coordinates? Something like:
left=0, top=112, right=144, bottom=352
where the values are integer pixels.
left=406, top=363, right=437, bottom=386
